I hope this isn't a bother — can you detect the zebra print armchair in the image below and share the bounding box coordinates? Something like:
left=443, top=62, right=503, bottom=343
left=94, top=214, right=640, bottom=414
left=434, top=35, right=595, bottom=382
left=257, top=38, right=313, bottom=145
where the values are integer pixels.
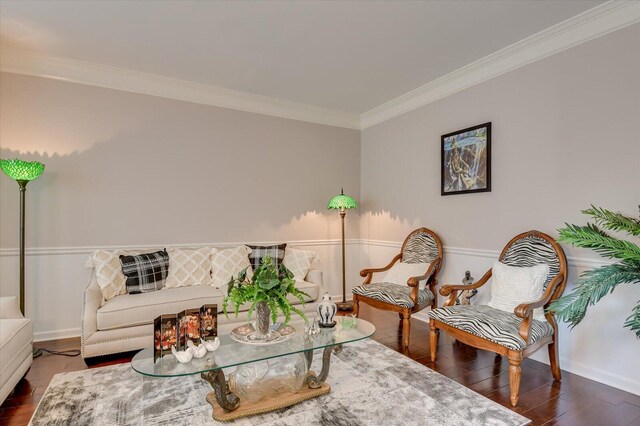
left=352, top=228, right=443, bottom=348
left=428, top=230, right=567, bottom=407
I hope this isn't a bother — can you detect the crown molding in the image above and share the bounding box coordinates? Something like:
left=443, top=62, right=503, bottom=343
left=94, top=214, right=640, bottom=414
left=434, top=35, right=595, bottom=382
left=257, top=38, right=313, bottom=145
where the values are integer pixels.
left=1, top=2, right=637, bottom=131
left=360, top=1, right=640, bottom=129
left=0, top=46, right=360, bottom=130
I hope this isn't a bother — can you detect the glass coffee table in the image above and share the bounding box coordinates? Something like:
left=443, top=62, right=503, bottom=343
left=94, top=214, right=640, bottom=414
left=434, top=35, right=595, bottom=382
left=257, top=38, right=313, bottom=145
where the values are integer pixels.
left=132, top=316, right=375, bottom=421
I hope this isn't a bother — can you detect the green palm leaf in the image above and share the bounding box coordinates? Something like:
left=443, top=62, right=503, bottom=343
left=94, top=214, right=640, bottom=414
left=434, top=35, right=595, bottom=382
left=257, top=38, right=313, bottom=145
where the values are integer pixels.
left=551, top=206, right=640, bottom=338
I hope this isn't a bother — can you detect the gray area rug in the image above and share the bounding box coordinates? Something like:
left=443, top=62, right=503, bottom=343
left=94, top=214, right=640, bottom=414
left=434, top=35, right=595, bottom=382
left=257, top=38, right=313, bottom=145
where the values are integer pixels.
left=30, top=339, right=530, bottom=425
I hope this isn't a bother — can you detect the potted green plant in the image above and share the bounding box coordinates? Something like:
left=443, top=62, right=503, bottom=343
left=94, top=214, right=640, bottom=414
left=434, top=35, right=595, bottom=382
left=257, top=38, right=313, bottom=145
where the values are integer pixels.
left=549, top=205, right=640, bottom=337
left=223, top=256, right=310, bottom=338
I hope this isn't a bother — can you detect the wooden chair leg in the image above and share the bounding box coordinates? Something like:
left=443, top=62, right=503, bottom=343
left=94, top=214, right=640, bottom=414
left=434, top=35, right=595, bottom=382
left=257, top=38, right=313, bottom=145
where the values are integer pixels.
left=353, top=297, right=359, bottom=317
left=548, top=334, right=561, bottom=381
left=402, top=310, right=411, bottom=347
left=429, top=320, right=438, bottom=362
left=507, top=352, right=522, bottom=407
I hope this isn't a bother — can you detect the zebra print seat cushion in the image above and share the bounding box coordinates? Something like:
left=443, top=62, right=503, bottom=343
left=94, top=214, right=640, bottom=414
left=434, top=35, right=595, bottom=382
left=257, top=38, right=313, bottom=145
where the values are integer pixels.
left=428, top=305, right=553, bottom=350
left=352, top=282, right=434, bottom=308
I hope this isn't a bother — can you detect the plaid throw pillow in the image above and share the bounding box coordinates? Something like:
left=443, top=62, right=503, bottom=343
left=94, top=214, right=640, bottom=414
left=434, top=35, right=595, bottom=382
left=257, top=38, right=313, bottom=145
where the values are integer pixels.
left=247, top=244, right=286, bottom=272
left=119, top=249, right=169, bottom=294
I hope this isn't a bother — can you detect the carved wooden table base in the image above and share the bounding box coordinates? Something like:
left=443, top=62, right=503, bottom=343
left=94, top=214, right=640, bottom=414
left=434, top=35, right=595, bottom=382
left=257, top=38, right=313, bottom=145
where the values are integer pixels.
left=201, top=345, right=342, bottom=421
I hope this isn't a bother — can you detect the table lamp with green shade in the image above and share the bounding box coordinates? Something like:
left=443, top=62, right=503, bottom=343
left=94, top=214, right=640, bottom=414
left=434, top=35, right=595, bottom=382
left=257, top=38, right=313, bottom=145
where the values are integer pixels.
left=0, top=159, right=45, bottom=315
left=327, top=188, right=358, bottom=311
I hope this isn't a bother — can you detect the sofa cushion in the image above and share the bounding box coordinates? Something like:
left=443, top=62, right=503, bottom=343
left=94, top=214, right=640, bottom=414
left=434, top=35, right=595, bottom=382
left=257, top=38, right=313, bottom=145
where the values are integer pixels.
left=352, top=282, right=434, bottom=308
left=0, top=318, right=32, bottom=390
left=247, top=243, right=286, bottom=271
left=282, top=248, right=317, bottom=280
left=97, top=286, right=224, bottom=331
left=97, top=280, right=320, bottom=331
left=88, top=249, right=128, bottom=301
left=211, top=246, right=253, bottom=289
left=428, top=305, right=554, bottom=351
left=291, top=280, right=319, bottom=304
left=165, top=247, right=213, bottom=288
left=120, top=249, right=170, bottom=294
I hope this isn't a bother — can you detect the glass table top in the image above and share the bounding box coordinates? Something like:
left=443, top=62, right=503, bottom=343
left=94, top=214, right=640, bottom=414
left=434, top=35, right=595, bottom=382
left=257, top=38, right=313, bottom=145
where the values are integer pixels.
left=131, top=316, right=375, bottom=377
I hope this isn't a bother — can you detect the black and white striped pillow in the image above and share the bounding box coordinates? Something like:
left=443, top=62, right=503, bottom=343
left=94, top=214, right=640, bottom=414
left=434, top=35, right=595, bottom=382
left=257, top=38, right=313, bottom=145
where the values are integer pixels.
left=247, top=244, right=286, bottom=272
left=119, top=249, right=169, bottom=294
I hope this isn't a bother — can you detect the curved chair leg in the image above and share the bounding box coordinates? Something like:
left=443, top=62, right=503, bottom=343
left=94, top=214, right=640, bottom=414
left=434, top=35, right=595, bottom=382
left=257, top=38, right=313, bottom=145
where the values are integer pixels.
left=548, top=332, right=561, bottom=381
left=402, top=310, right=411, bottom=347
left=429, top=320, right=438, bottom=362
left=353, top=297, right=359, bottom=317
left=507, top=351, right=522, bottom=407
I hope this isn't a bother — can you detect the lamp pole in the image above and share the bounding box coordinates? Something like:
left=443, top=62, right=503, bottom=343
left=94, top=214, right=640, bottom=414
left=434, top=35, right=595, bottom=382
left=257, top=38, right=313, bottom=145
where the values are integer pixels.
left=339, top=208, right=347, bottom=308
left=327, top=188, right=357, bottom=311
left=18, top=180, right=27, bottom=315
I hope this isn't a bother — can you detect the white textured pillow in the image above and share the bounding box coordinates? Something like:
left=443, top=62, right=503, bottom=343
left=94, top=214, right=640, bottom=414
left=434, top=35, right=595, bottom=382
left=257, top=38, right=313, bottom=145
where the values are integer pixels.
left=86, top=250, right=127, bottom=301
left=87, top=248, right=164, bottom=300
left=165, top=247, right=213, bottom=288
left=488, top=261, right=549, bottom=321
left=382, top=262, right=431, bottom=290
left=282, top=248, right=317, bottom=280
left=211, top=245, right=253, bottom=289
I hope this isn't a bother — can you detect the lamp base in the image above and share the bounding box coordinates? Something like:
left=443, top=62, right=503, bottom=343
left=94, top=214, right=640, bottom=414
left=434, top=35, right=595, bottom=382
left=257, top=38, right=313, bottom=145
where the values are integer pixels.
left=336, top=300, right=354, bottom=311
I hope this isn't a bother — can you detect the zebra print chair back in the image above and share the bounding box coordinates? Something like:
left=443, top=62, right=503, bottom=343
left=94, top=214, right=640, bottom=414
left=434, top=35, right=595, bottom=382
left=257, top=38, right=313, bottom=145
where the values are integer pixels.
left=401, top=228, right=443, bottom=265
left=499, top=231, right=567, bottom=292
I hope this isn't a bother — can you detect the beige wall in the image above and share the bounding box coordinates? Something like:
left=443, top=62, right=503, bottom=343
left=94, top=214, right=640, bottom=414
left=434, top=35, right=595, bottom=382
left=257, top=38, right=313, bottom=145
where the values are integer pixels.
left=360, top=24, right=640, bottom=394
left=361, top=23, right=640, bottom=258
left=0, top=72, right=360, bottom=248
left=0, top=73, right=361, bottom=338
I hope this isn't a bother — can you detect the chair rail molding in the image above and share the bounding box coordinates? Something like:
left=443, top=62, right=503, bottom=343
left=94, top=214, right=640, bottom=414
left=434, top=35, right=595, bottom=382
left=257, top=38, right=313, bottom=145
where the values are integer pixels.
left=360, top=1, right=640, bottom=129
left=0, top=46, right=360, bottom=130
left=363, top=239, right=612, bottom=269
left=0, top=239, right=361, bottom=257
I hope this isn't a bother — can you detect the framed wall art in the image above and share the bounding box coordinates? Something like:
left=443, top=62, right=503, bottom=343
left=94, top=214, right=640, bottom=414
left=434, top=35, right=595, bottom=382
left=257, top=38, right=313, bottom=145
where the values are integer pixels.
left=441, top=122, right=491, bottom=196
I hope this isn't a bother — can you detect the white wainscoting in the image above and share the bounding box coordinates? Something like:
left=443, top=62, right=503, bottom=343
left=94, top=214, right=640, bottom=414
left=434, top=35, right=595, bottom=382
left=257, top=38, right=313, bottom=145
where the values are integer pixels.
left=0, top=240, right=362, bottom=342
left=1, top=239, right=637, bottom=395
left=361, top=240, right=640, bottom=396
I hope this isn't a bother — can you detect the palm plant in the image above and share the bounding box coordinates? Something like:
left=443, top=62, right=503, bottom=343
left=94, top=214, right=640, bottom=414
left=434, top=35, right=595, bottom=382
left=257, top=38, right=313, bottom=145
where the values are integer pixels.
left=548, top=205, right=640, bottom=337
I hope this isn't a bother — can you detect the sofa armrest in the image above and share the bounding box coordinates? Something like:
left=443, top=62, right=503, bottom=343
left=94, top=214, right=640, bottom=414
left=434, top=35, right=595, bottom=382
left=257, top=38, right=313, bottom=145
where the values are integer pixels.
left=82, top=272, right=103, bottom=342
left=304, top=269, right=324, bottom=300
left=0, top=296, right=24, bottom=319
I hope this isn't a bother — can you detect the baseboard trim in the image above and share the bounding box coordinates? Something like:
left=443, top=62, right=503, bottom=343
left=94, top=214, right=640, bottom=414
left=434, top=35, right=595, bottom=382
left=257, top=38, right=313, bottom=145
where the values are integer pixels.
left=33, top=327, right=81, bottom=343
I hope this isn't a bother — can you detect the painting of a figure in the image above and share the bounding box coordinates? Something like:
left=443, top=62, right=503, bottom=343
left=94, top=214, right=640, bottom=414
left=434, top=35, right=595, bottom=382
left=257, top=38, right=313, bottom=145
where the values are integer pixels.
left=441, top=122, right=491, bottom=195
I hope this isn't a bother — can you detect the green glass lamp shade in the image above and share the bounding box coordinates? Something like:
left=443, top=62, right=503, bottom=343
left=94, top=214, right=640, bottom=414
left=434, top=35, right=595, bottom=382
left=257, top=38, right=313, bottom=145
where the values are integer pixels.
left=0, top=159, right=45, bottom=182
left=327, top=189, right=358, bottom=210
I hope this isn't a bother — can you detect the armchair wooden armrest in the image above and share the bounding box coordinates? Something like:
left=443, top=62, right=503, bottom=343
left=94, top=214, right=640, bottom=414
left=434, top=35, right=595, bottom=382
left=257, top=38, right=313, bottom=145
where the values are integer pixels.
left=360, top=253, right=402, bottom=284
left=440, top=269, right=493, bottom=307
left=407, top=257, right=441, bottom=287
left=514, top=273, right=565, bottom=345
left=407, top=257, right=441, bottom=306
left=514, top=273, right=565, bottom=319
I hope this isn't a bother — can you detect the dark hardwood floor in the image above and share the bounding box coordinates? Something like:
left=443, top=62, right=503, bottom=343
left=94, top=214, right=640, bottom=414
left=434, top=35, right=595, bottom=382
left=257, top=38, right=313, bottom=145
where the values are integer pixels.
left=2, top=304, right=639, bottom=425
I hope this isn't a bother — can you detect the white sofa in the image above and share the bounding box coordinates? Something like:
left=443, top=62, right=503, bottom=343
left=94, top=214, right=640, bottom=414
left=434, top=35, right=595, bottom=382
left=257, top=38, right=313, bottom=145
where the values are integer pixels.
left=81, top=263, right=324, bottom=359
left=0, top=296, right=33, bottom=404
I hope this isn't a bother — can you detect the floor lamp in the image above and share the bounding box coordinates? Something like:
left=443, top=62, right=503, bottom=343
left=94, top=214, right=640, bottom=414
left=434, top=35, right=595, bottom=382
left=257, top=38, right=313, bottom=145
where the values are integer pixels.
left=327, top=188, right=358, bottom=311
left=0, top=159, right=45, bottom=315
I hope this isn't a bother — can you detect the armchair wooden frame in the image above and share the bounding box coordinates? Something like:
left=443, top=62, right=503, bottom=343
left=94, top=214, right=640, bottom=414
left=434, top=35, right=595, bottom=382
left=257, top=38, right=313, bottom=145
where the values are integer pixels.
left=353, top=227, right=443, bottom=348
left=429, top=230, right=568, bottom=406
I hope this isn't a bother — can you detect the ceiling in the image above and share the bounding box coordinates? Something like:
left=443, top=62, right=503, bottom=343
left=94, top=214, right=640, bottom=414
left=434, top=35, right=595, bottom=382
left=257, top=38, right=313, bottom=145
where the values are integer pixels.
left=0, top=0, right=603, bottom=114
